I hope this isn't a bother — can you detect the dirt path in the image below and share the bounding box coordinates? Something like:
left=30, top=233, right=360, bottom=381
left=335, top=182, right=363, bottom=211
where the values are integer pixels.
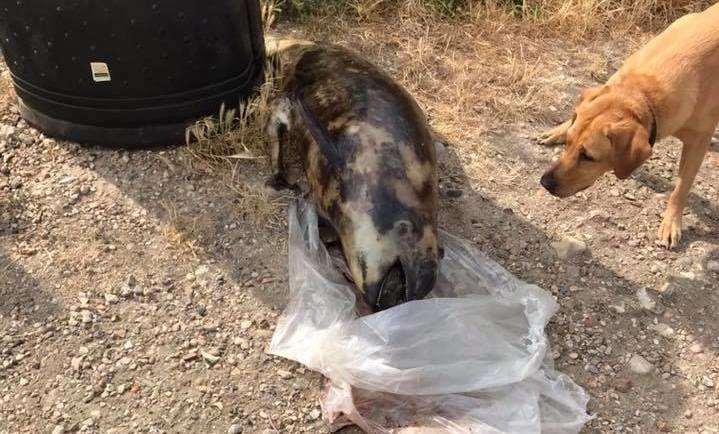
left=1, top=14, right=718, bottom=434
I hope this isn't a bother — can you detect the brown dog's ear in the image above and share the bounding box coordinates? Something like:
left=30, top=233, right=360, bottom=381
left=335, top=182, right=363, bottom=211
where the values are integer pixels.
left=608, top=122, right=652, bottom=179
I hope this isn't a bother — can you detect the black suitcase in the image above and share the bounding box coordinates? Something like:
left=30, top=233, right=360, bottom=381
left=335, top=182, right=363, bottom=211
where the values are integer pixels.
left=0, top=0, right=265, bottom=146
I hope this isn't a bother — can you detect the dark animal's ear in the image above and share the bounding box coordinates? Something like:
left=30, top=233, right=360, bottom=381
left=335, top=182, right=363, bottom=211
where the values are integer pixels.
left=609, top=122, right=652, bottom=180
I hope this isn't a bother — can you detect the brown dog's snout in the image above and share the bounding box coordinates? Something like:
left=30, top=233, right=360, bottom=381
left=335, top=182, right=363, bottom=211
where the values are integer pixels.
left=540, top=172, right=558, bottom=195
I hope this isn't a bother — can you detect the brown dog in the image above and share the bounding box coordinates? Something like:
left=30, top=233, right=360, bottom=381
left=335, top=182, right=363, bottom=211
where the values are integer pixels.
left=539, top=3, right=719, bottom=248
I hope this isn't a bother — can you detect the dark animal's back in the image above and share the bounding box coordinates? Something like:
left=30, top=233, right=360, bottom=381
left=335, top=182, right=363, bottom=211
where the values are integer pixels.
left=289, top=46, right=435, bottom=171
left=282, top=44, right=440, bottom=311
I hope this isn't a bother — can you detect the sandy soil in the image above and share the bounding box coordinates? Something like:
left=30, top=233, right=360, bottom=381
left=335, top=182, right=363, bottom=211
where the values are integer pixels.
left=1, top=11, right=718, bottom=434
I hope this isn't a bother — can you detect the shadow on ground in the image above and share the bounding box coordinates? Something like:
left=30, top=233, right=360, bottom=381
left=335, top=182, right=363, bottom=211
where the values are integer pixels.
left=0, top=248, right=60, bottom=326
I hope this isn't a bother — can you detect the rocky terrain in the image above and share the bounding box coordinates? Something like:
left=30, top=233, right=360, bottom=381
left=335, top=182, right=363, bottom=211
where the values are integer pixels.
left=1, top=14, right=719, bottom=434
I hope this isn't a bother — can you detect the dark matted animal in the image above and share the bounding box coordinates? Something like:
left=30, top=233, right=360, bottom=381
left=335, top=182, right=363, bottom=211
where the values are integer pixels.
left=267, top=44, right=441, bottom=311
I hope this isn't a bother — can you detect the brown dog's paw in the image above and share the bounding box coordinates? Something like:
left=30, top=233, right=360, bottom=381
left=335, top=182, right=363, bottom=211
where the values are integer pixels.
left=657, top=213, right=683, bottom=249
left=537, top=130, right=564, bottom=146
left=537, top=120, right=571, bottom=146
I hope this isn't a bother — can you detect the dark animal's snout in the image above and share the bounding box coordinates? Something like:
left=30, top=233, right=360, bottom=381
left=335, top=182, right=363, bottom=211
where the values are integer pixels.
left=366, top=257, right=439, bottom=311
left=540, top=172, right=558, bottom=195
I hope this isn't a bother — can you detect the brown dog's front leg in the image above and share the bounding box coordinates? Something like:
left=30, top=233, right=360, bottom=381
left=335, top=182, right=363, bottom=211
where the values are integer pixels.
left=538, top=119, right=572, bottom=146
left=658, top=130, right=712, bottom=248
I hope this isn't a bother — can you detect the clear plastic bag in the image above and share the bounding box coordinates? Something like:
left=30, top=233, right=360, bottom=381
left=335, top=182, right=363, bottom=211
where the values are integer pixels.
left=269, top=200, right=592, bottom=433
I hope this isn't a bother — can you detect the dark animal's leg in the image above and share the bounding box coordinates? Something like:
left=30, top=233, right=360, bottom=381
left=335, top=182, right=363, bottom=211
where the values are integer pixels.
left=266, top=97, right=294, bottom=190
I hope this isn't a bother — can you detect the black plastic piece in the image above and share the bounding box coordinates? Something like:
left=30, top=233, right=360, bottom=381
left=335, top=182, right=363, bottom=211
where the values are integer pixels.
left=0, top=0, right=265, bottom=146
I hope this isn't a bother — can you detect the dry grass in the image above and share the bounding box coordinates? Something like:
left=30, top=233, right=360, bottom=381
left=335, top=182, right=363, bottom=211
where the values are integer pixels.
left=281, top=0, right=713, bottom=36
left=184, top=65, right=278, bottom=167
left=498, top=0, right=713, bottom=36
left=159, top=200, right=204, bottom=258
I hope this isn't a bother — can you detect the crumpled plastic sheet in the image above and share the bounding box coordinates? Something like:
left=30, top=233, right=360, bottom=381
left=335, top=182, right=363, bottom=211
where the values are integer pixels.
left=269, top=200, right=592, bottom=433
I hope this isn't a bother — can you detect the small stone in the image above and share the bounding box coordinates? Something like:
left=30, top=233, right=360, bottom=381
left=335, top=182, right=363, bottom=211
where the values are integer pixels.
left=651, top=323, right=675, bottom=338
left=587, top=210, right=608, bottom=221
left=195, top=304, right=207, bottom=316
left=636, top=288, right=656, bottom=311
left=684, top=410, right=693, bottom=419
left=80, top=310, right=93, bottom=323
left=689, top=343, right=704, bottom=354
left=629, top=354, right=654, bottom=375
left=104, top=293, right=119, bottom=304
left=568, top=352, right=579, bottom=360
left=182, top=351, right=198, bottom=362
left=702, top=376, right=714, bottom=388
left=679, top=271, right=697, bottom=281
left=612, top=377, right=633, bottom=393
left=707, top=260, right=719, bottom=273
left=236, top=338, right=250, bottom=350
left=120, top=286, right=133, bottom=298
left=609, top=302, right=626, bottom=314
left=240, top=320, right=252, bottom=330
left=308, top=409, right=321, bottom=421
left=51, top=425, right=65, bottom=434
left=551, top=237, right=587, bottom=260
left=71, top=357, right=83, bottom=371
left=656, top=420, right=671, bottom=432
left=277, top=369, right=292, bottom=379
left=201, top=351, right=220, bottom=366
left=78, top=293, right=90, bottom=306
left=227, top=424, right=243, bottom=434
left=0, top=124, right=16, bottom=139
left=658, top=281, right=676, bottom=296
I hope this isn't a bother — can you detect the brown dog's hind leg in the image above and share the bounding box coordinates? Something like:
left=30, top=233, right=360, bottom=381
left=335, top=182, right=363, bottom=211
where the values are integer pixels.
left=538, top=119, right=572, bottom=146
left=658, top=129, right=712, bottom=249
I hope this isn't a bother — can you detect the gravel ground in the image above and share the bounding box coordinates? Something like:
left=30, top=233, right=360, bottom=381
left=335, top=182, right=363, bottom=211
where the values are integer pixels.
left=1, top=16, right=719, bottom=434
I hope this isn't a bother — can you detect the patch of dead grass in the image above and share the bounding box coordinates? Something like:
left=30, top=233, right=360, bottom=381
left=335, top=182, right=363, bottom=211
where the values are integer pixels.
left=159, top=200, right=204, bottom=258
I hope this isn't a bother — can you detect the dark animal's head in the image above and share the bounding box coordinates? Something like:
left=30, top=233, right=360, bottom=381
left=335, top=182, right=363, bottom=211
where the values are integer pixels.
left=541, top=84, right=655, bottom=197
left=340, top=211, right=441, bottom=311
left=336, top=142, right=440, bottom=311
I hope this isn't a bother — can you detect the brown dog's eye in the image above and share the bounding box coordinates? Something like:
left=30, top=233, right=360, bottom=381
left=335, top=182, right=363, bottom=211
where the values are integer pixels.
left=579, top=149, right=595, bottom=162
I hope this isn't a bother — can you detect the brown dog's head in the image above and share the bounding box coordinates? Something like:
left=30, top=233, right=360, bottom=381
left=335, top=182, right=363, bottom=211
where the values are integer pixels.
left=541, top=85, right=655, bottom=197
